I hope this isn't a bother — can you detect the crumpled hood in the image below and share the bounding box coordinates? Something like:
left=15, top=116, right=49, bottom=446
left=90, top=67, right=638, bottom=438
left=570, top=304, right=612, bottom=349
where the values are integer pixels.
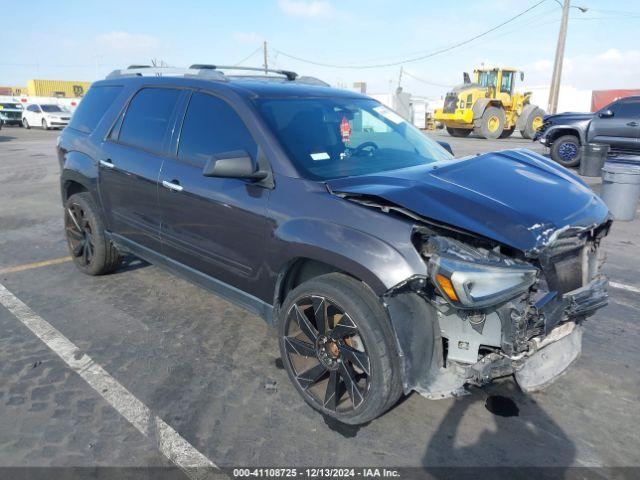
left=327, top=149, right=610, bottom=254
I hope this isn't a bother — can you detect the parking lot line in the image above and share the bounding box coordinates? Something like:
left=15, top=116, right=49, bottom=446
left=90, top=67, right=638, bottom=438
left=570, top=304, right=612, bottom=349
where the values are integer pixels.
left=0, top=256, right=71, bottom=275
left=0, top=282, right=218, bottom=479
left=609, top=281, right=640, bottom=294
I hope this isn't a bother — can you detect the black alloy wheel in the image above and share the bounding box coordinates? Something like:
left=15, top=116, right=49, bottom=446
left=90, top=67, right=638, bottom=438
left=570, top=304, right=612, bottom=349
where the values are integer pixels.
left=65, top=202, right=95, bottom=267
left=283, top=295, right=371, bottom=413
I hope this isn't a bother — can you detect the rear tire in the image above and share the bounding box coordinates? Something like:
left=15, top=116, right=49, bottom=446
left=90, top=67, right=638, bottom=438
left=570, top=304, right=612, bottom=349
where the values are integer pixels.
left=446, top=127, right=471, bottom=138
left=477, top=106, right=505, bottom=139
left=550, top=134, right=581, bottom=168
left=278, top=273, right=402, bottom=425
left=64, top=192, right=121, bottom=275
left=520, top=107, right=545, bottom=139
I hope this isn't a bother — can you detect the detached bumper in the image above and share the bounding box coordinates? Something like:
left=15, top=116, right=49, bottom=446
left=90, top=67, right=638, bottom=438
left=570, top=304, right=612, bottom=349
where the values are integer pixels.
left=515, top=322, right=582, bottom=392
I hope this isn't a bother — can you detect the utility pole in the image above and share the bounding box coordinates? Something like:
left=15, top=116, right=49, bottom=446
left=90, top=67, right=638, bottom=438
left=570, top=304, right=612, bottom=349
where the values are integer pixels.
left=398, top=66, right=404, bottom=88
left=263, top=41, right=268, bottom=74
left=548, top=0, right=571, bottom=114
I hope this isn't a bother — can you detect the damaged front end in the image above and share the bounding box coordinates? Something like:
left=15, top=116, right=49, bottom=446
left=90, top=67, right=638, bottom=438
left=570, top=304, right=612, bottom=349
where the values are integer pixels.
left=384, top=221, right=611, bottom=399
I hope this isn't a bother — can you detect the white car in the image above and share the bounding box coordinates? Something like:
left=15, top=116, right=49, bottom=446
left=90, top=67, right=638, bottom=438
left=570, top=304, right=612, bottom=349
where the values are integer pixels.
left=22, top=104, right=71, bottom=130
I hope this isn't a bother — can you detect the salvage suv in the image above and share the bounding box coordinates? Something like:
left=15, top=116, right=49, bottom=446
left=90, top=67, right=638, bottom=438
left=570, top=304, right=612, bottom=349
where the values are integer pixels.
left=58, top=65, right=611, bottom=425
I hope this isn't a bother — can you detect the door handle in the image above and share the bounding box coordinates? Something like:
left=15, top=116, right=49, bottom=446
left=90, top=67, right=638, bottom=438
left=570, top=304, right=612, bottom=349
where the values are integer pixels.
left=627, top=121, right=639, bottom=127
left=162, top=180, right=183, bottom=192
left=99, top=159, right=115, bottom=169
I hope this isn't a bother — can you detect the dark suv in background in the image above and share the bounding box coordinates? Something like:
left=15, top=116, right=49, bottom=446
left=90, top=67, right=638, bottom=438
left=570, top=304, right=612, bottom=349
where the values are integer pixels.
left=58, top=65, right=611, bottom=425
left=535, top=95, right=640, bottom=167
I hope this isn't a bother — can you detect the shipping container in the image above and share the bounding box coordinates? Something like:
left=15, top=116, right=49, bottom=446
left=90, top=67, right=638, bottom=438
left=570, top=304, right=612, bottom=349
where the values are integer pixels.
left=591, top=89, right=640, bottom=112
left=26, top=79, right=91, bottom=98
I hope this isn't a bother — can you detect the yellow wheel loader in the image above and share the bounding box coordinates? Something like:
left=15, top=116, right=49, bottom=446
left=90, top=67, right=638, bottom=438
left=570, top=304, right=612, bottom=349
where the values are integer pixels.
left=433, top=67, right=545, bottom=140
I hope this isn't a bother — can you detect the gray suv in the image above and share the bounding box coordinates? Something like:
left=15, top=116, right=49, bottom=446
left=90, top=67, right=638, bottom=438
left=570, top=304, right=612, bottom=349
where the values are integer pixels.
left=58, top=65, right=611, bottom=424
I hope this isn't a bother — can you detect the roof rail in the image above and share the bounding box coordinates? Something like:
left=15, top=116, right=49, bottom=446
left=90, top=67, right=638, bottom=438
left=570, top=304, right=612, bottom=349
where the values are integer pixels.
left=106, top=66, right=227, bottom=81
left=106, top=64, right=329, bottom=87
left=189, top=64, right=298, bottom=81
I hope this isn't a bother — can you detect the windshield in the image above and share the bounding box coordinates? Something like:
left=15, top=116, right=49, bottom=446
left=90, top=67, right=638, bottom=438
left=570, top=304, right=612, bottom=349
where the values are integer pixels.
left=477, top=71, right=498, bottom=88
left=0, top=103, right=22, bottom=110
left=256, top=97, right=452, bottom=180
left=41, top=105, right=63, bottom=113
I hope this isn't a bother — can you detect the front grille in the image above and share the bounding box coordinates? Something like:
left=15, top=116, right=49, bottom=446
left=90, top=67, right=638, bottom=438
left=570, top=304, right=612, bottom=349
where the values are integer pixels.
left=60, top=117, right=70, bottom=120
left=443, top=93, right=458, bottom=114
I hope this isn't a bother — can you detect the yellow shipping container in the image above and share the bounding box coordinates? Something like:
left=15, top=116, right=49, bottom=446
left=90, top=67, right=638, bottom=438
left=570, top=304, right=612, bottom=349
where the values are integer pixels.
left=27, top=79, right=92, bottom=98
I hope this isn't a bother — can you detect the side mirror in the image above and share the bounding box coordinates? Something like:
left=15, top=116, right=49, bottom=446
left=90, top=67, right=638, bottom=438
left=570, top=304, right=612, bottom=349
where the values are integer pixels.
left=599, top=109, right=614, bottom=118
left=520, top=71, right=525, bottom=81
left=202, top=150, right=268, bottom=180
left=463, top=72, right=471, bottom=84
left=437, top=141, right=454, bottom=155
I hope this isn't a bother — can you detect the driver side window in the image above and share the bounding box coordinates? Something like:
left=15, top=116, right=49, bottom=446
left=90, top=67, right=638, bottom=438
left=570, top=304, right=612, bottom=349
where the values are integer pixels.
left=178, top=92, right=257, bottom=167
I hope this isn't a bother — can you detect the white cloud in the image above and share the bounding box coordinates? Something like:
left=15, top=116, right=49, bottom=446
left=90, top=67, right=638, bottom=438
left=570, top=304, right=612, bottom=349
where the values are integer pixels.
left=278, top=0, right=336, bottom=19
left=527, top=49, right=640, bottom=91
left=233, top=31, right=262, bottom=45
left=95, top=31, right=160, bottom=56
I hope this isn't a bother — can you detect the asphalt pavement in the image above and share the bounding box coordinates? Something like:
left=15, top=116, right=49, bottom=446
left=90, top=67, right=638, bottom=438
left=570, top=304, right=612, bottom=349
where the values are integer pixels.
left=0, top=126, right=638, bottom=477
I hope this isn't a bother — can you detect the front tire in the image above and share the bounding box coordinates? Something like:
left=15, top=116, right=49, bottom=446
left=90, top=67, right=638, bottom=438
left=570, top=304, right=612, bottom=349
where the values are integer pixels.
left=42, top=119, right=49, bottom=130
left=278, top=273, right=402, bottom=425
left=476, top=106, right=505, bottom=139
left=64, top=192, right=121, bottom=275
left=23, top=117, right=30, bottom=129
left=550, top=134, right=581, bottom=167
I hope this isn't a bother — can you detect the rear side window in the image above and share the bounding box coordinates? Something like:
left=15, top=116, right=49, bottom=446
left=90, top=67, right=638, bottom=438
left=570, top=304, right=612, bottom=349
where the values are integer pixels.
left=119, top=88, right=181, bottom=153
left=178, top=92, right=257, bottom=165
left=68, top=85, right=122, bottom=133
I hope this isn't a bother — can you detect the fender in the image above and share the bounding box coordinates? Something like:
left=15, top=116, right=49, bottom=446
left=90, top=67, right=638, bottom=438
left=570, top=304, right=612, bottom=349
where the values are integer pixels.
left=273, top=218, right=424, bottom=296
left=516, top=103, right=537, bottom=131
left=543, top=125, right=586, bottom=145
left=60, top=151, right=99, bottom=203
left=472, top=97, right=495, bottom=121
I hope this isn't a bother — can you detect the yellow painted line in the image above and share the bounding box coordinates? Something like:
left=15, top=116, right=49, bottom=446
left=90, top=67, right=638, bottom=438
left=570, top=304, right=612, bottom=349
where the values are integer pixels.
left=0, top=256, right=72, bottom=275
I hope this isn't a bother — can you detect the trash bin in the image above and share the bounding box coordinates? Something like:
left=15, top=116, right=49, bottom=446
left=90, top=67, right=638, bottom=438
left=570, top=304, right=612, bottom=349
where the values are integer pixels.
left=580, top=143, right=609, bottom=177
left=601, top=159, right=640, bottom=221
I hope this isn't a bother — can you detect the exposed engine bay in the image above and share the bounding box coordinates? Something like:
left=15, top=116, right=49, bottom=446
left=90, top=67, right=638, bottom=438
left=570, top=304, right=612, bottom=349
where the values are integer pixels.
left=385, top=216, right=611, bottom=398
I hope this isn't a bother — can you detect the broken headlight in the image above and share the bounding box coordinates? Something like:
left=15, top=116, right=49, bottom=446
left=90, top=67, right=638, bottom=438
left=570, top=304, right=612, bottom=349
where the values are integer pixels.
left=425, top=237, right=538, bottom=309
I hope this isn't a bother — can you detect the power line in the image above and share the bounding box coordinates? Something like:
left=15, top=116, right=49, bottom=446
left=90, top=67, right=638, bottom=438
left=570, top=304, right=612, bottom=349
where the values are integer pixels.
left=233, top=46, right=263, bottom=66
left=275, top=0, right=547, bottom=69
left=402, top=70, right=453, bottom=88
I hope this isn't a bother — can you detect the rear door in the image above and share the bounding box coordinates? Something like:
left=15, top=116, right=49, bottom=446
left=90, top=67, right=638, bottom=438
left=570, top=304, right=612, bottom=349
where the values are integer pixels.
left=99, top=87, right=184, bottom=252
left=158, top=90, right=269, bottom=299
left=589, top=98, right=640, bottom=152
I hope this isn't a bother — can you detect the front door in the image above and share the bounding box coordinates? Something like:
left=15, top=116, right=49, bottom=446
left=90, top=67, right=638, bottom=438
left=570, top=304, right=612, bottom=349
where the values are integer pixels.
left=99, top=87, right=184, bottom=251
left=159, top=91, right=268, bottom=299
left=589, top=98, right=640, bottom=153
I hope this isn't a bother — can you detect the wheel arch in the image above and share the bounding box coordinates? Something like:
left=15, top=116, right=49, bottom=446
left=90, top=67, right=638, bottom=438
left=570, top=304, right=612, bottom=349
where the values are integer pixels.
left=472, top=98, right=502, bottom=121
left=272, top=219, right=422, bottom=308
left=60, top=151, right=100, bottom=204
left=546, top=127, right=583, bottom=145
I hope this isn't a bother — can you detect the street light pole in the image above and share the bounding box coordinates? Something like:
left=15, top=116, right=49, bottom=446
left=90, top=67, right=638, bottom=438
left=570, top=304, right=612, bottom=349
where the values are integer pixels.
left=547, top=0, right=571, bottom=114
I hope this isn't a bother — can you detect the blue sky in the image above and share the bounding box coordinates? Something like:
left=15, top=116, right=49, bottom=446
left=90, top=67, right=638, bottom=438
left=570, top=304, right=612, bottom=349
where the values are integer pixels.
left=1, top=0, right=639, bottom=97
